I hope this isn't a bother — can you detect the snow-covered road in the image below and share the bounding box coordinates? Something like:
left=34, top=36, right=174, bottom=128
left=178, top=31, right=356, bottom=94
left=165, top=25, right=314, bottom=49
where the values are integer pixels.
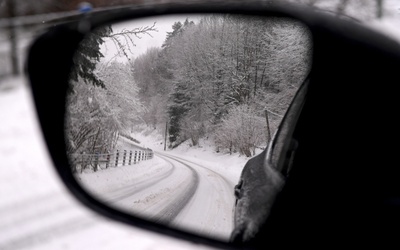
left=78, top=151, right=236, bottom=241
left=155, top=153, right=235, bottom=240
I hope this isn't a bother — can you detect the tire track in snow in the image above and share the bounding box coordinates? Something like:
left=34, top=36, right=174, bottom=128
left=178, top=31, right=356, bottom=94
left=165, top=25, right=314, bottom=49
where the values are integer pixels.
left=161, top=153, right=234, bottom=191
left=105, top=158, right=176, bottom=203
left=155, top=152, right=236, bottom=240
left=0, top=157, right=176, bottom=250
left=152, top=154, right=199, bottom=225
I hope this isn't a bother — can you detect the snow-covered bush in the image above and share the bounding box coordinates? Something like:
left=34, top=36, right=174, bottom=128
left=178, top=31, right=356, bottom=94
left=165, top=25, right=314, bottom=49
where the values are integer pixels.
left=214, top=104, right=266, bottom=157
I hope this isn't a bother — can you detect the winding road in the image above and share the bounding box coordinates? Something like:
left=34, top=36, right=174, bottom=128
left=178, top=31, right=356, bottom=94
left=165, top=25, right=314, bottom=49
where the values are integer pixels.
left=97, top=151, right=236, bottom=241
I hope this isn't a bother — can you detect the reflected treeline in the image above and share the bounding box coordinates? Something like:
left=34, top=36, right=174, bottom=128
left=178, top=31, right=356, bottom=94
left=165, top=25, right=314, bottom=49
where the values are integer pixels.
left=65, top=14, right=312, bottom=163
left=65, top=59, right=142, bottom=172
left=134, top=15, right=312, bottom=156
left=65, top=23, right=157, bottom=170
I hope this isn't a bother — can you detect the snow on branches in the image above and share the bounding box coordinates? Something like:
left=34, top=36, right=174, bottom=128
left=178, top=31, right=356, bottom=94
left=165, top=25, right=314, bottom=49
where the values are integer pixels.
left=65, top=22, right=157, bottom=168
left=132, top=15, right=312, bottom=156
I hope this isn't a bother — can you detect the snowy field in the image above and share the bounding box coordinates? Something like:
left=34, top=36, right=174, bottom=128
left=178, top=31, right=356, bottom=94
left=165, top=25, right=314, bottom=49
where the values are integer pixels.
left=1, top=3, right=400, bottom=249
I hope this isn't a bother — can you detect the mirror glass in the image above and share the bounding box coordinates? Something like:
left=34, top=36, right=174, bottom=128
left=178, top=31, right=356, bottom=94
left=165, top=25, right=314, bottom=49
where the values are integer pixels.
left=65, top=14, right=312, bottom=241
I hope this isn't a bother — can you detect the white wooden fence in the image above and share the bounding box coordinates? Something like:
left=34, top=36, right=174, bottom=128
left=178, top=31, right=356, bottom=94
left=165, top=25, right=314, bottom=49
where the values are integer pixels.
left=69, top=148, right=154, bottom=172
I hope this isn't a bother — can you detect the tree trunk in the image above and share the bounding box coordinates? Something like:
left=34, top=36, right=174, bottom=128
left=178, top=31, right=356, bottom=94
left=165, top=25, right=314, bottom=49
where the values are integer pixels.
left=376, top=0, right=383, bottom=19
left=6, top=0, right=19, bottom=76
left=241, top=147, right=252, bottom=157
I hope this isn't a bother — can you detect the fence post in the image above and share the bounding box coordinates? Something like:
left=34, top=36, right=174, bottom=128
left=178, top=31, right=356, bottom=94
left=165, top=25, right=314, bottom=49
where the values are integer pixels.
left=106, top=154, right=110, bottom=168
left=94, top=152, right=99, bottom=167
left=129, top=151, right=132, bottom=165
left=134, top=151, right=137, bottom=164
left=123, top=150, right=127, bottom=166
left=115, top=150, right=119, bottom=167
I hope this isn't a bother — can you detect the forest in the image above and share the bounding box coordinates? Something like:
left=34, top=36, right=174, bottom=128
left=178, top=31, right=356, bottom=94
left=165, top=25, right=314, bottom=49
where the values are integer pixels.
left=133, top=15, right=312, bottom=156
left=65, top=14, right=312, bottom=160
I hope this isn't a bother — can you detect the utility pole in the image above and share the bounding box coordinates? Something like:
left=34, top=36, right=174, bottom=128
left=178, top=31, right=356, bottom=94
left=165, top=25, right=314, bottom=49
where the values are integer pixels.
left=164, top=121, right=168, bottom=151
left=6, top=0, right=19, bottom=76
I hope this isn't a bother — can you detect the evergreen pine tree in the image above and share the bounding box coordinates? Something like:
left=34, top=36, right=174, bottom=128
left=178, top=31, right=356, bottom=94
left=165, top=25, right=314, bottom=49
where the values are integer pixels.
left=167, top=85, right=190, bottom=146
left=69, top=25, right=112, bottom=89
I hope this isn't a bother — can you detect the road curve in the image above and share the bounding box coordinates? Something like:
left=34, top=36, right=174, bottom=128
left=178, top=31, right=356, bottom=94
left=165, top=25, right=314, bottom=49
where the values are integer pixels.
left=86, top=154, right=199, bottom=225
left=152, top=155, right=199, bottom=224
left=105, top=161, right=176, bottom=203
left=155, top=152, right=236, bottom=241
left=78, top=151, right=236, bottom=241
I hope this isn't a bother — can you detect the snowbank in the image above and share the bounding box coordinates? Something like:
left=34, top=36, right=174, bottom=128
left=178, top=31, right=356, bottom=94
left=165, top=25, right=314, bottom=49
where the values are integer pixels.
left=77, top=157, right=167, bottom=196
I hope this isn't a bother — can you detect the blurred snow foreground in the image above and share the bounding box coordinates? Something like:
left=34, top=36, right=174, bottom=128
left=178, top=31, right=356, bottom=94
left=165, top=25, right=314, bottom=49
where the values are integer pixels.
left=0, top=77, right=214, bottom=250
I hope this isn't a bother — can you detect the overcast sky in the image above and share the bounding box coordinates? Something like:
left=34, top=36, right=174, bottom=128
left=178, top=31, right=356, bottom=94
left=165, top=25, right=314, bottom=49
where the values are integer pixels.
left=100, top=14, right=202, bottom=63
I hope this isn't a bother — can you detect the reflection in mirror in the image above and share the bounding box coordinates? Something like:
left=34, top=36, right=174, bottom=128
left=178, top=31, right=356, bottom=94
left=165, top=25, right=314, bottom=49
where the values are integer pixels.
left=65, top=14, right=312, bottom=241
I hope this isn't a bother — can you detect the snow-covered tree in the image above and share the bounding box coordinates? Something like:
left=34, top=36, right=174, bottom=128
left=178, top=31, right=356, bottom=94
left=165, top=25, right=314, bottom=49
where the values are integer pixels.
left=287, top=0, right=383, bottom=20
left=132, top=14, right=312, bottom=155
left=70, top=25, right=112, bottom=89
left=214, top=104, right=266, bottom=157
left=133, top=47, right=171, bottom=129
left=65, top=61, right=143, bottom=172
left=64, top=22, right=156, bottom=171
